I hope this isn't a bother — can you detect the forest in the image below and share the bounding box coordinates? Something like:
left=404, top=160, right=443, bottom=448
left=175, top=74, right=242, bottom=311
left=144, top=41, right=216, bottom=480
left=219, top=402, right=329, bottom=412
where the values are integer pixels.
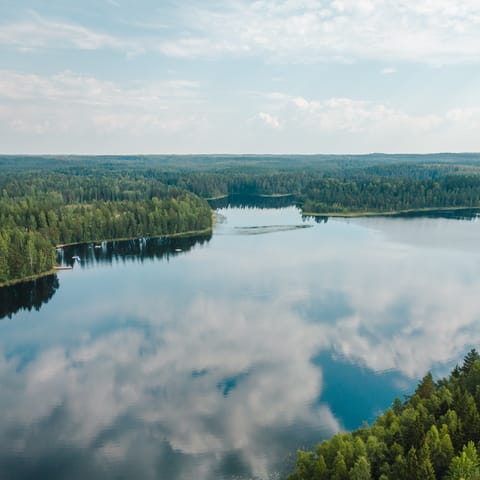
left=0, top=166, right=213, bottom=285
left=300, top=176, right=480, bottom=214
left=287, top=350, right=480, bottom=480
left=2, top=153, right=480, bottom=285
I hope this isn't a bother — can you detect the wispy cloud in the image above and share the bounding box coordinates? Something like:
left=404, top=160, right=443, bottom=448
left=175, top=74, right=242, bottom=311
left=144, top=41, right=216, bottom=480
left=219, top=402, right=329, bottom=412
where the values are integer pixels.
left=153, top=0, right=480, bottom=65
left=3, top=2, right=480, bottom=65
left=1, top=68, right=480, bottom=153
left=0, top=14, right=141, bottom=54
left=263, top=93, right=443, bottom=133
left=0, top=70, right=200, bottom=106
left=0, top=69, right=203, bottom=138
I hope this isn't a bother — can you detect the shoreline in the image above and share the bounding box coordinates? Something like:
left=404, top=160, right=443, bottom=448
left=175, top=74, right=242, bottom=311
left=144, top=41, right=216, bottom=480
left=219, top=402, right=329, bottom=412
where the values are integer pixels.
left=1, top=226, right=213, bottom=289
left=206, top=193, right=295, bottom=201
left=4, top=205, right=478, bottom=287
left=55, top=226, right=213, bottom=249
left=0, top=268, right=57, bottom=288
left=301, top=205, right=480, bottom=218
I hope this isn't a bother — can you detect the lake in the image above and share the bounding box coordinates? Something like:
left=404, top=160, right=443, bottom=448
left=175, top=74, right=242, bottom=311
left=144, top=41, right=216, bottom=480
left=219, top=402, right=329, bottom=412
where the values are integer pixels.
left=1, top=202, right=480, bottom=479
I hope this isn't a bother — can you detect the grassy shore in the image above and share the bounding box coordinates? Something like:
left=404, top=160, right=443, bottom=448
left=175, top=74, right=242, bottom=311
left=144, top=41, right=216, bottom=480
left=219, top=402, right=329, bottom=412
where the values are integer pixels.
left=302, top=205, right=480, bottom=218
left=54, top=225, right=213, bottom=248
left=206, top=193, right=295, bottom=200
left=257, top=193, right=295, bottom=198
left=0, top=268, right=58, bottom=288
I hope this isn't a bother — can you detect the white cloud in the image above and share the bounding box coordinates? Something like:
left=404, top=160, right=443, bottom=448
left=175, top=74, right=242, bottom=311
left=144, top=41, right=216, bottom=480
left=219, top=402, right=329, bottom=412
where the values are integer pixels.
left=1, top=67, right=480, bottom=153
left=154, top=0, right=480, bottom=65
left=284, top=93, right=442, bottom=132
left=2, top=2, right=480, bottom=65
left=381, top=67, right=397, bottom=75
left=0, top=70, right=200, bottom=106
left=258, top=111, right=281, bottom=129
left=0, top=69, right=203, bottom=138
left=293, top=96, right=310, bottom=109
left=0, top=293, right=340, bottom=479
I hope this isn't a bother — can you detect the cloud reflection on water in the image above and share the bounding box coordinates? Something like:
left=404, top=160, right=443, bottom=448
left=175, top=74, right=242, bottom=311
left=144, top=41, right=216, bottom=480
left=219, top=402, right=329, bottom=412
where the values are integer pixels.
left=1, top=208, right=480, bottom=479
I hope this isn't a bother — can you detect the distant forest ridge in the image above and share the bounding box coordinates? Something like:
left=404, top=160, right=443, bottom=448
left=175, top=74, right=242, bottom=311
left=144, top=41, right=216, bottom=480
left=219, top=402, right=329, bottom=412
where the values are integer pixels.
left=2, top=154, right=480, bottom=285
left=2, top=152, right=480, bottom=172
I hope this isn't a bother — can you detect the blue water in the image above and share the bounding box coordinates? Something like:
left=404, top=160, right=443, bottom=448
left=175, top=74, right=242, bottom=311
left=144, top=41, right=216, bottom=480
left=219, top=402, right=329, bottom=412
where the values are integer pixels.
left=1, top=206, right=480, bottom=479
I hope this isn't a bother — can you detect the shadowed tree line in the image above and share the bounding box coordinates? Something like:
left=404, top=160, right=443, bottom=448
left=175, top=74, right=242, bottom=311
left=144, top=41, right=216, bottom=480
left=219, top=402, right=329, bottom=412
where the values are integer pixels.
left=300, top=176, right=480, bottom=214
left=0, top=275, right=59, bottom=319
left=0, top=233, right=212, bottom=319
left=60, top=234, right=212, bottom=268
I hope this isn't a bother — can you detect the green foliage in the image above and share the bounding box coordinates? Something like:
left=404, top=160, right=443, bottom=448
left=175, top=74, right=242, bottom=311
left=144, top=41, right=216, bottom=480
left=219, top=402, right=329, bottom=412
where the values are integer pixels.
left=301, top=176, right=480, bottom=214
left=349, top=456, right=371, bottom=480
left=447, top=442, right=480, bottom=479
left=2, top=154, right=480, bottom=284
left=0, top=170, right=212, bottom=285
left=417, top=373, right=436, bottom=399
left=287, top=354, right=480, bottom=479
left=462, top=350, right=480, bottom=375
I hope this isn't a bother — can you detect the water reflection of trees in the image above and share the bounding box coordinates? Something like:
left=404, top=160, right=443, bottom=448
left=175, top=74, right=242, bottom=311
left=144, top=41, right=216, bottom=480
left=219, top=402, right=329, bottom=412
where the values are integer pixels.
left=0, top=275, right=59, bottom=320
left=395, top=208, right=480, bottom=221
left=1, top=234, right=211, bottom=319
left=302, top=215, right=329, bottom=224
left=209, top=194, right=296, bottom=210
left=304, top=208, right=480, bottom=224
left=59, top=233, right=212, bottom=268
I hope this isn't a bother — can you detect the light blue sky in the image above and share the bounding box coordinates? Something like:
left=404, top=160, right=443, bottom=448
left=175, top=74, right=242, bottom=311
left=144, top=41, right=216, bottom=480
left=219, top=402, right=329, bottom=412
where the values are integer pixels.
left=1, top=0, right=480, bottom=154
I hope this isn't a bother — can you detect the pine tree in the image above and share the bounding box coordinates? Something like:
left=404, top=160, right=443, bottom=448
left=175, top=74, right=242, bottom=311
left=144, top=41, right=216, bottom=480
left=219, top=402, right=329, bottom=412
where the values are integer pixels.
left=416, top=372, right=435, bottom=399
left=418, top=443, right=436, bottom=480
left=332, top=451, right=349, bottom=480
left=462, top=350, right=480, bottom=374
left=406, top=447, right=421, bottom=480
left=447, top=442, right=480, bottom=479
left=349, top=456, right=371, bottom=480
left=316, top=455, right=329, bottom=480
left=0, top=233, right=10, bottom=282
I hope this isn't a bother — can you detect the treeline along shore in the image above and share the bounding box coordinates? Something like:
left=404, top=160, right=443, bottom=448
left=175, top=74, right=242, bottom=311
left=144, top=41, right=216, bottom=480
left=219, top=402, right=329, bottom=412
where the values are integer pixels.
left=0, top=166, right=213, bottom=285
left=2, top=153, right=480, bottom=285
left=287, top=350, right=480, bottom=480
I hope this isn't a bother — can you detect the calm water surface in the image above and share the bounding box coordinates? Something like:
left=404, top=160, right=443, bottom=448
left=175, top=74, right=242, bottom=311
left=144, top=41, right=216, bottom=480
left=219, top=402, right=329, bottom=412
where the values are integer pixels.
left=1, top=205, right=480, bottom=479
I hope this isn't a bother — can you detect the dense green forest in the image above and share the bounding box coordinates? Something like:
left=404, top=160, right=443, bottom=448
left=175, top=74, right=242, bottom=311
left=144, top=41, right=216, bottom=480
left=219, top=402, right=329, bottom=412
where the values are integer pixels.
left=0, top=163, right=214, bottom=285
left=287, top=350, right=480, bottom=480
left=2, top=154, right=480, bottom=285
left=0, top=192, right=211, bottom=285
left=301, top=176, right=480, bottom=214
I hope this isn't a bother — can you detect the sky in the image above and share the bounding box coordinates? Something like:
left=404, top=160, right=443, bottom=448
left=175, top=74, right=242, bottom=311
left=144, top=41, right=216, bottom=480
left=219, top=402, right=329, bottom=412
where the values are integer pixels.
left=1, top=0, right=480, bottom=154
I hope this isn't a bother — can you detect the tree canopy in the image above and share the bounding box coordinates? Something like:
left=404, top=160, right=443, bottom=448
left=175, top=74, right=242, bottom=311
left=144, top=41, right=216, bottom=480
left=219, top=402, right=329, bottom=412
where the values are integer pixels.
left=287, top=350, right=480, bottom=480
